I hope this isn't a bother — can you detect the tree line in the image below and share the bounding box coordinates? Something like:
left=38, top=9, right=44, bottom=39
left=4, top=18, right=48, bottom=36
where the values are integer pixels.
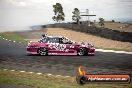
left=52, top=3, right=105, bottom=27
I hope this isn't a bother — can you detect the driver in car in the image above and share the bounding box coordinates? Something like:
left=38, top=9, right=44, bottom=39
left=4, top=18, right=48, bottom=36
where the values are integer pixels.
left=59, top=38, right=63, bottom=44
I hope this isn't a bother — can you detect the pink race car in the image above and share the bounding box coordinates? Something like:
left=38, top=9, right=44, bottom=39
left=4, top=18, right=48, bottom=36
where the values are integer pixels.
left=27, top=35, right=95, bottom=56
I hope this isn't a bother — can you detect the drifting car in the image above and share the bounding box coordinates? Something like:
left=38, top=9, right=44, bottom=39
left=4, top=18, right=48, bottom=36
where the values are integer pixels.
left=27, top=35, right=95, bottom=56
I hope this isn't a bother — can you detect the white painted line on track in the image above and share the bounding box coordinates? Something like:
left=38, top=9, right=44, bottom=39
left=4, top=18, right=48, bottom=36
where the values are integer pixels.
left=28, top=72, right=34, bottom=74
left=65, top=76, right=70, bottom=78
left=36, top=73, right=42, bottom=75
left=2, top=69, right=71, bottom=78
left=0, top=36, right=25, bottom=44
left=20, top=71, right=25, bottom=73
left=3, top=69, right=8, bottom=71
left=56, top=75, right=62, bottom=77
left=47, top=74, right=52, bottom=76
left=96, top=49, right=132, bottom=54
left=10, top=70, right=15, bottom=71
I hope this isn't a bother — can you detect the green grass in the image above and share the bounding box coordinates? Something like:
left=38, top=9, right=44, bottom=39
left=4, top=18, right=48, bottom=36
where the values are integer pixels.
left=0, top=32, right=28, bottom=43
left=0, top=70, right=132, bottom=88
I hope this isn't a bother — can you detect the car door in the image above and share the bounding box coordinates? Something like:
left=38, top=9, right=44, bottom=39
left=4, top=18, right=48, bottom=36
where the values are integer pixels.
left=65, top=43, right=79, bottom=54
left=62, top=38, right=78, bottom=54
left=47, top=38, right=58, bottom=53
left=47, top=37, right=66, bottom=54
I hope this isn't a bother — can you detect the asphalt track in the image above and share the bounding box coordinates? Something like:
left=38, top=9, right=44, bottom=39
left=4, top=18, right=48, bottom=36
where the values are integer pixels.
left=0, top=39, right=132, bottom=76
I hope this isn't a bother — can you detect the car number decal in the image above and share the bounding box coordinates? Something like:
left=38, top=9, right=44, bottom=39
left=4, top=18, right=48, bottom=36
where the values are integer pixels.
left=48, top=44, right=66, bottom=51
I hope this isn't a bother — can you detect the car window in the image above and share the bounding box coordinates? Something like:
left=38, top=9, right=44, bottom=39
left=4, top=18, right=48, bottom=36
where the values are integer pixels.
left=39, top=38, right=48, bottom=43
left=39, top=37, right=74, bottom=44
left=62, top=37, right=73, bottom=44
left=47, top=38, right=59, bottom=43
left=62, top=38, right=68, bottom=43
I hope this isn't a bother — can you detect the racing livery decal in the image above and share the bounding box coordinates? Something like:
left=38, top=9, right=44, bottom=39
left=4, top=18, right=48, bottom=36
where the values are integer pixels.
left=48, top=44, right=66, bottom=51
left=27, top=35, right=95, bottom=56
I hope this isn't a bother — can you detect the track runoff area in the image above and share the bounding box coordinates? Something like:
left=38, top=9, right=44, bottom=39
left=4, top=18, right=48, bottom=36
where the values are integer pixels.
left=0, top=35, right=132, bottom=85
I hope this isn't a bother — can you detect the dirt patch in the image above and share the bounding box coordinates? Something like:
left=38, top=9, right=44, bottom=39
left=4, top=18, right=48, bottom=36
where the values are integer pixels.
left=47, top=28, right=132, bottom=51
left=103, top=21, right=132, bottom=32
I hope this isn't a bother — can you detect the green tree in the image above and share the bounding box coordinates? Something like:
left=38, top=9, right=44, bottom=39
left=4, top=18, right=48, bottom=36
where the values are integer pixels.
left=72, top=8, right=81, bottom=24
left=52, top=3, right=65, bottom=22
left=99, top=18, right=105, bottom=27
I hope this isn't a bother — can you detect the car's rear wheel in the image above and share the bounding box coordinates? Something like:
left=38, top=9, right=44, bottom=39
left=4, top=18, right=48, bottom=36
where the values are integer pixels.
left=77, top=48, right=87, bottom=56
left=38, top=48, right=48, bottom=56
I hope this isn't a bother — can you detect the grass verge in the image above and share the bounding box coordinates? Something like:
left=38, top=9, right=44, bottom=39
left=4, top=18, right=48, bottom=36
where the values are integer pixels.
left=0, top=69, right=132, bottom=88
left=0, top=32, right=28, bottom=43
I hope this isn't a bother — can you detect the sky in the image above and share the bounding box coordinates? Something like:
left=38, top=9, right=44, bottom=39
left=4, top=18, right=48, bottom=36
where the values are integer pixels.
left=0, top=0, right=132, bottom=28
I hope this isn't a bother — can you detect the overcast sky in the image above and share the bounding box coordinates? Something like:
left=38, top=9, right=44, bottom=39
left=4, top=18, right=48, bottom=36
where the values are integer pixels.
left=0, top=0, right=132, bottom=27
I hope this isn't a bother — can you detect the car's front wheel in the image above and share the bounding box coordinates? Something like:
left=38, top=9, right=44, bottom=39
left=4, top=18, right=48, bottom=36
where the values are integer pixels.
left=77, top=48, right=87, bottom=56
left=38, top=48, right=48, bottom=56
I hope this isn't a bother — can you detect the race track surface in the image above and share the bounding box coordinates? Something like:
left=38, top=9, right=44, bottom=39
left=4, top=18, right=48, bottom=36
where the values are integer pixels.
left=0, top=39, right=132, bottom=76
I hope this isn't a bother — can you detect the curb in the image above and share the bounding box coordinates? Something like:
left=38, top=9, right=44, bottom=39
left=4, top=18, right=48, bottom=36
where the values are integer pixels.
left=0, top=36, right=23, bottom=44
left=2, top=69, right=70, bottom=78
